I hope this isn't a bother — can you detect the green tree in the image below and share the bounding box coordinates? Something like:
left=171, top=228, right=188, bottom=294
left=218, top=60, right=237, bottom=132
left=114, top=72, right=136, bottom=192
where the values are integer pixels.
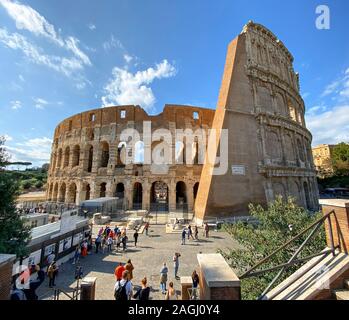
left=332, top=142, right=349, bottom=176
left=221, top=196, right=326, bottom=300
left=0, top=137, right=31, bottom=257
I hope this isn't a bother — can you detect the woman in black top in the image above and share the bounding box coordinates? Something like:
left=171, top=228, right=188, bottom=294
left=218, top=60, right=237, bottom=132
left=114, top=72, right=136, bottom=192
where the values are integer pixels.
left=133, top=277, right=150, bottom=300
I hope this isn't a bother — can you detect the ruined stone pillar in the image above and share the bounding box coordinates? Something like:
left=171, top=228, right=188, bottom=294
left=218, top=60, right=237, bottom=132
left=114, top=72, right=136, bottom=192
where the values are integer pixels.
left=187, top=182, right=194, bottom=212
left=142, top=182, right=150, bottom=211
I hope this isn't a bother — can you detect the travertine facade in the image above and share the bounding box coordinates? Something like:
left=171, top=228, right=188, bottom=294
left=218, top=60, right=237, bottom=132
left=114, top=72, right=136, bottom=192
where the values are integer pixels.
left=47, top=21, right=319, bottom=220
left=195, top=21, right=319, bottom=221
left=312, top=144, right=335, bottom=178
left=46, top=104, right=215, bottom=213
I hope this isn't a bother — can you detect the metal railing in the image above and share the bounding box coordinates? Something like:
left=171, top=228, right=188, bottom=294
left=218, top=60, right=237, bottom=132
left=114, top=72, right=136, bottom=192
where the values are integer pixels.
left=53, top=287, right=80, bottom=300
left=239, top=210, right=339, bottom=300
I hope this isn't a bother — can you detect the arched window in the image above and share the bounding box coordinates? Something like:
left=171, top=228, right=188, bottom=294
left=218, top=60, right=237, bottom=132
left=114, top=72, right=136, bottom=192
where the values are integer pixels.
left=193, top=137, right=199, bottom=165
left=68, top=183, right=77, bottom=204
left=117, top=142, right=126, bottom=166
left=57, top=149, right=63, bottom=168
left=297, top=139, right=305, bottom=162
left=53, top=183, right=59, bottom=202
left=176, top=181, right=187, bottom=209
left=85, top=184, right=91, bottom=201
left=115, top=183, right=125, bottom=199
left=72, top=145, right=80, bottom=167
left=59, top=183, right=66, bottom=203
left=63, top=146, right=70, bottom=168
left=100, top=182, right=107, bottom=198
left=133, top=182, right=143, bottom=209
left=193, top=182, right=199, bottom=202
left=100, top=142, right=109, bottom=168
left=175, top=141, right=185, bottom=164
left=134, top=141, right=144, bottom=164
left=87, top=145, right=93, bottom=173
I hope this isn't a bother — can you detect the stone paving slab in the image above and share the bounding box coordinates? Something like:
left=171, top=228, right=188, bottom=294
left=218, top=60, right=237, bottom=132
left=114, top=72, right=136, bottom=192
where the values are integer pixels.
left=37, top=224, right=239, bottom=300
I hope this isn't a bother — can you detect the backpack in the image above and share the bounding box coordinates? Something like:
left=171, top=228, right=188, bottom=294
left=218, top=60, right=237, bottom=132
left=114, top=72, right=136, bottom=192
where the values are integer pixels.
left=114, top=280, right=128, bottom=300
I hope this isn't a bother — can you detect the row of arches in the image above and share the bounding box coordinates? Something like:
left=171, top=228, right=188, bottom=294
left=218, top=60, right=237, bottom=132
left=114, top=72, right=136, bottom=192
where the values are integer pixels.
left=47, top=180, right=200, bottom=212
left=51, top=138, right=203, bottom=173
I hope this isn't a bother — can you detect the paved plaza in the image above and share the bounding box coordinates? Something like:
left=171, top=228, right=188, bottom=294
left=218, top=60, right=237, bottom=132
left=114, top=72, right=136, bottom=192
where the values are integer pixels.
left=36, top=224, right=239, bottom=300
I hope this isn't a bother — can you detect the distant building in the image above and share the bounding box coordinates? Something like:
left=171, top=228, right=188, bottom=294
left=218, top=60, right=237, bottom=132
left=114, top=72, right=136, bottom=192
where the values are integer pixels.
left=312, top=144, right=335, bottom=178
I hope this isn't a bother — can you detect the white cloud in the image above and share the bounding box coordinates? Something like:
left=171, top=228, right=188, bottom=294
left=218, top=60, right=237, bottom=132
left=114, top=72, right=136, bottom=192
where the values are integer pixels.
left=0, top=28, right=85, bottom=76
left=103, top=35, right=124, bottom=51
left=306, top=105, right=349, bottom=146
left=321, top=80, right=340, bottom=97
left=18, top=74, right=25, bottom=82
left=4, top=136, right=52, bottom=165
left=321, top=67, right=349, bottom=100
left=101, top=59, right=177, bottom=111
left=3, top=134, right=13, bottom=141
left=10, top=100, right=22, bottom=109
left=88, top=23, right=96, bottom=31
left=0, top=0, right=91, bottom=71
left=33, top=97, right=48, bottom=109
left=123, top=54, right=133, bottom=64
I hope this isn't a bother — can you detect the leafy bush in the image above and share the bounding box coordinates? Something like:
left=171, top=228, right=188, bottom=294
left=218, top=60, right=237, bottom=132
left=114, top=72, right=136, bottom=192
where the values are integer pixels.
left=221, top=196, right=326, bottom=300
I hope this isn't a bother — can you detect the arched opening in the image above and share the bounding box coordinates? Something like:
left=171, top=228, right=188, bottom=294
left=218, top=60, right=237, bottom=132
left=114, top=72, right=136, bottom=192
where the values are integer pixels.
left=63, top=146, right=70, bottom=168
left=59, top=183, right=66, bottom=203
left=176, top=181, right=187, bottom=210
left=175, top=141, right=185, bottom=164
left=117, top=142, right=126, bottom=166
left=53, top=183, right=58, bottom=202
left=100, top=182, right=107, bottom=198
left=51, top=153, right=57, bottom=171
left=303, top=181, right=311, bottom=210
left=193, top=182, right=199, bottom=202
left=193, top=137, right=199, bottom=165
left=150, top=181, right=169, bottom=212
left=100, top=142, right=109, bottom=168
left=297, top=139, right=305, bottom=162
left=133, top=182, right=143, bottom=210
left=57, top=149, right=63, bottom=168
left=68, top=183, right=77, bottom=204
left=47, top=183, right=53, bottom=201
left=85, top=184, right=91, bottom=201
left=134, top=141, right=144, bottom=164
left=72, top=145, right=80, bottom=167
left=87, top=145, right=93, bottom=173
left=115, top=183, right=125, bottom=199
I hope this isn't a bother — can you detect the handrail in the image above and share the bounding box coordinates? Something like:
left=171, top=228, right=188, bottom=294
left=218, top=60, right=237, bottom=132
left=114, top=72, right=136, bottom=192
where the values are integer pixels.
left=238, top=210, right=338, bottom=300
left=53, top=286, right=80, bottom=300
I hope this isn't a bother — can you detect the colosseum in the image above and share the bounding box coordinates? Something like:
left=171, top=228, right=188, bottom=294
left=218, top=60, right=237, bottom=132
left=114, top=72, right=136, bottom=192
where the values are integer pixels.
left=46, top=21, right=319, bottom=222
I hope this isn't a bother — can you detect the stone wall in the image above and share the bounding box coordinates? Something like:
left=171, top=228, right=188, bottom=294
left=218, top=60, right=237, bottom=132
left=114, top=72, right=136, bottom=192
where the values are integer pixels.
left=195, top=21, right=319, bottom=221
left=0, top=255, right=16, bottom=300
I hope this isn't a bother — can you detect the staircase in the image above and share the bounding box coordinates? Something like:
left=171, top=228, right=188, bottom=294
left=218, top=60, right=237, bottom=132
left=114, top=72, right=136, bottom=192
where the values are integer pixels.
left=333, top=279, right=349, bottom=300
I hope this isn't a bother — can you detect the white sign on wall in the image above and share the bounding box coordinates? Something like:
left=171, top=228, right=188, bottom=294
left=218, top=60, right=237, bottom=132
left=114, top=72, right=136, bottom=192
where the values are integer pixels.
left=231, top=165, right=246, bottom=175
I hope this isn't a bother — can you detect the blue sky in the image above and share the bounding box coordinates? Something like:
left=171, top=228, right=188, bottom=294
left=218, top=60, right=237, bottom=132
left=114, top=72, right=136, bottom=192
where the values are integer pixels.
left=0, top=0, right=348, bottom=167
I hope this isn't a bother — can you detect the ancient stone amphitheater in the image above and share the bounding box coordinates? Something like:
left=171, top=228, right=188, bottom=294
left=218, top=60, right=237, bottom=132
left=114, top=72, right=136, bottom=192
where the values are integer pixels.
left=46, top=104, right=215, bottom=213
left=46, top=21, right=319, bottom=220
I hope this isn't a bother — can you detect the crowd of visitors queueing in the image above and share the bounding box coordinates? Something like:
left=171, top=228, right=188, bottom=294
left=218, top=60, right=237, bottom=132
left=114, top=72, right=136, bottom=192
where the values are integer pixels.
left=11, top=221, right=206, bottom=300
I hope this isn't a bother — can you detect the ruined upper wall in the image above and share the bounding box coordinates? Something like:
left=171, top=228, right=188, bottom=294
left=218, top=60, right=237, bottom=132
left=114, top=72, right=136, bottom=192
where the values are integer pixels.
left=53, top=104, right=216, bottom=140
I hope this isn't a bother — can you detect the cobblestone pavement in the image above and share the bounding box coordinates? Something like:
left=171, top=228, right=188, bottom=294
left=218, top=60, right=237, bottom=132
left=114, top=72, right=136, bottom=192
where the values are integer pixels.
left=37, top=225, right=239, bottom=300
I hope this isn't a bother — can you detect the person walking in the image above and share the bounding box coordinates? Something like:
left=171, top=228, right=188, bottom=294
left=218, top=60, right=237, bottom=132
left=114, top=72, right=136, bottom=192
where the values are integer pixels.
left=188, top=225, right=194, bottom=240
left=122, top=235, right=128, bottom=252
left=114, top=262, right=125, bottom=281
left=173, top=253, right=180, bottom=279
left=107, top=236, right=113, bottom=252
left=47, top=262, right=58, bottom=288
left=95, top=235, right=101, bottom=253
left=116, top=234, right=121, bottom=252
left=101, top=236, right=106, bottom=253
left=144, top=222, right=150, bottom=236
left=165, top=282, right=178, bottom=300
left=194, top=225, right=199, bottom=240
left=114, top=270, right=133, bottom=301
left=204, top=223, right=210, bottom=238
left=133, top=277, right=150, bottom=300
left=160, top=262, right=168, bottom=294
left=125, top=259, right=134, bottom=281
left=181, top=228, right=186, bottom=245
left=191, top=270, right=200, bottom=300
left=72, top=247, right=80, bottom=264
left=133, top=230, right=139, bottom=247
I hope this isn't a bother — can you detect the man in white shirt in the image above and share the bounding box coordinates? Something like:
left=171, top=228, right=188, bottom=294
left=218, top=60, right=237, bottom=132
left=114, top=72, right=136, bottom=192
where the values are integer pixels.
left=114, top=270, right=133, bottom=300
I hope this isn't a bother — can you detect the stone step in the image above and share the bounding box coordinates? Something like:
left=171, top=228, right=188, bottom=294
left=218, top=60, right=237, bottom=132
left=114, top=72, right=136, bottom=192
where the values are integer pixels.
left=333, top=289, right=349, bottom=300
left=344, top=279, right=349, bottom=290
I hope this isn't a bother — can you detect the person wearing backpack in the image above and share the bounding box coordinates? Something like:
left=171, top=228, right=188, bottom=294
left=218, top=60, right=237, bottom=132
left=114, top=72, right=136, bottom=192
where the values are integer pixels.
left=114, top=270, right=133, bottom=300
